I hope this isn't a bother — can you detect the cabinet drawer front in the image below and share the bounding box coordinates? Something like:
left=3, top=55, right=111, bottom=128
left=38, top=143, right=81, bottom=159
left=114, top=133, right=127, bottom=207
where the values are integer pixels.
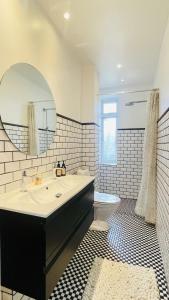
left=46, top=183, right=94, bottom=265
left=46, top=208, right=94, bottom=299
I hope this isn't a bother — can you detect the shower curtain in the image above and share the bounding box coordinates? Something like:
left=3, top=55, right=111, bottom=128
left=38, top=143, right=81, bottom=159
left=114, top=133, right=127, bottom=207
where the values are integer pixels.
left=28, top=102, right=39, bottom=155
left=135, top=90, right=159, bottom=224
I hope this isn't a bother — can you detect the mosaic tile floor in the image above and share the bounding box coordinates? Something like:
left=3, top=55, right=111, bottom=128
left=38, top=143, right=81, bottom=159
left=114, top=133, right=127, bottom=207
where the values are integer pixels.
left=50, top=199, right=169, bottom=300
left=2, top=199, right=169, bottom=300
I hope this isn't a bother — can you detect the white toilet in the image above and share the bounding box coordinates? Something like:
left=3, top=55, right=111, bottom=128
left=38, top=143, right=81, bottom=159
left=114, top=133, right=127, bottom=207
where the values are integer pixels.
left=94, top=191, right=121, bottom=221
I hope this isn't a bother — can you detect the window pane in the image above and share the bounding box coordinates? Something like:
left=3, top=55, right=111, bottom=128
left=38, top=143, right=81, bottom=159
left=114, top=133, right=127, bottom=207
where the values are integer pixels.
left=102, top=117, right=117, bottom=164
left=103, top=102, right=117, bottom=113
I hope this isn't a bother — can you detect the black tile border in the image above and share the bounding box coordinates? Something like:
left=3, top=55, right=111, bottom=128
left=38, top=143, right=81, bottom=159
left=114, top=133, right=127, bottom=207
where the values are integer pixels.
left=57, top=113, right=100, bottom=127
left=117, top=128, right=145, bottom=131
left=3, top=122, right=28, bottom=129
left=158, top=106, right=169, bottom=123
left=57, top=113, right=81, bottom=125
left=82, top=122, right=100, bottom=127
left=3, top=122, right=55, bottom=133
left=38, top=128, right=55, bottom=133
left=158, top=116, right=169, bottom=129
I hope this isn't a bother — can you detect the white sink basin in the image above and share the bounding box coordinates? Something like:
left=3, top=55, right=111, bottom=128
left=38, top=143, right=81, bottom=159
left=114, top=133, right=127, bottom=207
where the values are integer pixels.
left=0, top=175, right=95, bottom=217
left=28, top=180, right=75, bottom=204
left=30, top=175, right=89, bottom=204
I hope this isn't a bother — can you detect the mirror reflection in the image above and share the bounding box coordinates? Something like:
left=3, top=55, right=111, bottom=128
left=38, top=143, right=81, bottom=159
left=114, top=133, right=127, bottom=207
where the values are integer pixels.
left=0, top=63, right=56, bottom=155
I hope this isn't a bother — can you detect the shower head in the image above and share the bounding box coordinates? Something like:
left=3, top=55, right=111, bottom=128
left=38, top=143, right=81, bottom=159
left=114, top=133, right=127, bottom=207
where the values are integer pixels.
left=125, top=102, right=134, bottom=106
left=125, top=100, right=147, bottom=106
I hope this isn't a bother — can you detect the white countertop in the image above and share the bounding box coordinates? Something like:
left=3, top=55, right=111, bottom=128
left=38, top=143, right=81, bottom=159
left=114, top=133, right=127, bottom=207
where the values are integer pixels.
left=0, top=175, right=95, bottom=218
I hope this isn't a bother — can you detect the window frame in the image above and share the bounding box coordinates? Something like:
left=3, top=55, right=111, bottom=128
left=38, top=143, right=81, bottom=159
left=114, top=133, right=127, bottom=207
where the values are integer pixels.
left=100, top=98, right=118, bottom=165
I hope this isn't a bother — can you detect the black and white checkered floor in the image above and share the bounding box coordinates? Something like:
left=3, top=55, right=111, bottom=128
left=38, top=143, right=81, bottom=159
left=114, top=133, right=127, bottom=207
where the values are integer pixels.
left=50, top=199, right=169, bottom=300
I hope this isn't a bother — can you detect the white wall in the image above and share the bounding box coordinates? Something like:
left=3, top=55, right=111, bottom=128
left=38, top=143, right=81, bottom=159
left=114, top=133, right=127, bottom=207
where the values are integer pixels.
left=117, top=91, right=150, bottom=128
left=81, top=65, right=99, bottom=123
left=0, top=0, right=82, bottom=121
left=155, top=16, right=169, bottom=116
left=100, top=90, right=149, bottom=129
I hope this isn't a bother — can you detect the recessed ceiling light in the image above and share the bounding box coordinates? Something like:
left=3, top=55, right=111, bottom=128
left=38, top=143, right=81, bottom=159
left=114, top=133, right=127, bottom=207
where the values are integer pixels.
left=121, top=79, right=125, bottom=82
left=63, top=12, right=71, bottom=20
left=117, top=64, right=123, bottom=69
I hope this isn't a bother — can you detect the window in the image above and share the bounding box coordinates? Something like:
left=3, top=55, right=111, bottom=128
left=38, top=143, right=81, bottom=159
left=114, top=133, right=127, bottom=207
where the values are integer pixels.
left=101, top=99, right=117, bottom=165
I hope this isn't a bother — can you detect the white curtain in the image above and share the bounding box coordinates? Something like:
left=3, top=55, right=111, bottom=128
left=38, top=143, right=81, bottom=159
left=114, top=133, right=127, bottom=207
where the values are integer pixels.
left=28, top=102, right=39, bottom=155
left=135, top=90, right=159, bottom=224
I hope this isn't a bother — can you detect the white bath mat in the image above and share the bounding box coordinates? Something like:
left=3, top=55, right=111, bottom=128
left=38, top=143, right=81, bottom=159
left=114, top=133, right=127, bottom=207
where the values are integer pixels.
left=82, top=257, right=160, bottom=300
left=90, top=221, right=109, bottom=231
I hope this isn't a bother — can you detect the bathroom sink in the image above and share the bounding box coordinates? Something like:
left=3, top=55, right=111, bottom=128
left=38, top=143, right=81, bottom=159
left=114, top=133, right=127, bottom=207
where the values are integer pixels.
left=28, top=176, right=83, bottom=204
left=0, top=180, right=73, bottom=206
left=28, top=182, right=66, bottom=204
left=0, top=175, right=95, bottom=217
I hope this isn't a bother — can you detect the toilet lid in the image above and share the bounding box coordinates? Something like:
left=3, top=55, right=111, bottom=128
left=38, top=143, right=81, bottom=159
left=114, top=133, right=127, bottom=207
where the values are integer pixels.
left=94, top=191, right=121, bottom=204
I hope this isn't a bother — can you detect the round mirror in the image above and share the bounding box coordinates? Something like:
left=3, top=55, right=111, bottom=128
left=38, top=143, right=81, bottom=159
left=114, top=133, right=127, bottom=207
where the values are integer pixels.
left=0, top=63, right=56, bottom=155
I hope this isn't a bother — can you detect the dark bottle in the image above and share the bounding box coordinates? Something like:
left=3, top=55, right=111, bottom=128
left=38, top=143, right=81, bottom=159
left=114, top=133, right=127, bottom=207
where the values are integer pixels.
left=55, top=161, right=62, bottom=177
left=61, top=161, right=66, bottom=176
left=57, top=161, right=61, bottom=168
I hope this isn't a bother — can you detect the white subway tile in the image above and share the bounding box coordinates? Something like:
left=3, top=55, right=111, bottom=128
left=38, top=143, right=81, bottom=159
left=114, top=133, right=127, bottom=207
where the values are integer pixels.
left=5, top=141, right=17, bottom=151
left=13, top=152, right=26, bottom=161
left=5, top=161, right=20, bottom=172
left=20, top=160, right=32, bottom=169
left=0, top=152, right=12, bottom=163
left=0, top=173, right=13, bottom=185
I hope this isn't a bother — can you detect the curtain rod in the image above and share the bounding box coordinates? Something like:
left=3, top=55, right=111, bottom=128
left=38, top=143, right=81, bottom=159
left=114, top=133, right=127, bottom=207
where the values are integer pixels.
left=98, top=88, right=159, bottom=96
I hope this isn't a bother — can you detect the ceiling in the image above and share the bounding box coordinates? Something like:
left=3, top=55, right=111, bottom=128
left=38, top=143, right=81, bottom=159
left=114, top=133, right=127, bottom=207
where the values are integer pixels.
left=37, top=0, right=169, bottom=90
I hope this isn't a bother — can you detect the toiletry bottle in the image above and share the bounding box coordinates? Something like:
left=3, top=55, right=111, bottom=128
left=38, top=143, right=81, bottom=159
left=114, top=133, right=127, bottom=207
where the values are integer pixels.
left=56, top=161, right=62, bottom=177
left=61, top=161, right=66, bottom=176
left=34, top=173, right=42, bottom=185
left=21, top=170, right=27, bottom=192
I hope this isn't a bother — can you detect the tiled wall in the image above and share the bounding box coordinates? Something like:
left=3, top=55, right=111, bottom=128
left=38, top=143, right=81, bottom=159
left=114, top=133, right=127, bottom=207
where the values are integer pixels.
left=98, top=129, right=144, bottom=199
left=3, top=123, right=56, bottom=154
left=0, top=116, right=144, bottom=199
left=0, top=115, right=83, bottom=193
left=38, top=129, right=55, bottom=153
left=3, top=123, right=29, bottom=153
left=157, top=109, right=169, bottom=285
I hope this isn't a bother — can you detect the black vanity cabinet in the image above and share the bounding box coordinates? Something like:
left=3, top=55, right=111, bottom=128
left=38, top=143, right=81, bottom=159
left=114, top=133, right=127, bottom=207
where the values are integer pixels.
left=0, top=181, right=94, bottom=300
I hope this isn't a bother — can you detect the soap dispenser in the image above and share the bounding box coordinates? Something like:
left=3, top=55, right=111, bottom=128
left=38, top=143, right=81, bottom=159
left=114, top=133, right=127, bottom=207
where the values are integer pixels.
left=55, top=161, right=62, bottom=177
left=61, top=161, right=66, bottom=176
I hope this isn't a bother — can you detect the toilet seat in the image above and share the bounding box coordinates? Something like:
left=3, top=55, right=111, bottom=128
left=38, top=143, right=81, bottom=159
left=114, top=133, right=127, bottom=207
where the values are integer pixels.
left=94, top=191, right=121, bottom=204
